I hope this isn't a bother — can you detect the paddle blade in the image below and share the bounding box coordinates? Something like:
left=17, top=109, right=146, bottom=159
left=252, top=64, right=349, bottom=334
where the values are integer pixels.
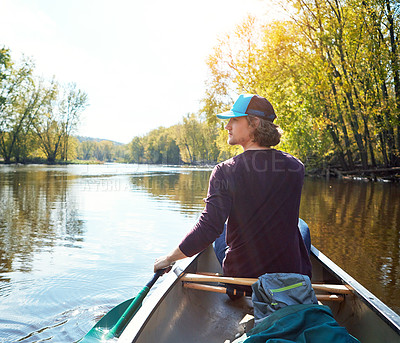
left=79, top=269, right=166, bottom=342
left=79, top=298, right=134, bottom=342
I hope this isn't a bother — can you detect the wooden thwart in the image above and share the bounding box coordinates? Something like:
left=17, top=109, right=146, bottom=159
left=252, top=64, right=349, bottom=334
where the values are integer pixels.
left=181, top=273, right=352, bottom=295
left=183, top=282, right=345, bottom=302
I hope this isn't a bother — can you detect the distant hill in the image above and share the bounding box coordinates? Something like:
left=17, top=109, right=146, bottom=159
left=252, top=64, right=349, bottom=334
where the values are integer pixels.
left=75, top=136, right=124, bottom=146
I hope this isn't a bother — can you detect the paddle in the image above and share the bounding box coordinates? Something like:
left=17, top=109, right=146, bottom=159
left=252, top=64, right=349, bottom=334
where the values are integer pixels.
left=80, top=268, right=166, bottom=342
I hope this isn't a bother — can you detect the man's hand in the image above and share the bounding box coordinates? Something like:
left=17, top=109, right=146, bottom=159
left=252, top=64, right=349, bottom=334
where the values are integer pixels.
left=154, top=246, right=187, bottom=273
left=154, top=256, right=173, bottom=273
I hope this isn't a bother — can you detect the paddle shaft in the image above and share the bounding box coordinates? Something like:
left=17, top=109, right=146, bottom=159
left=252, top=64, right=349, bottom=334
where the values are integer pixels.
left=181, top=273, right=352, bottom=294
left=183, top=282, right=345, bottom=302
left=104, top=269, right=165, bottom=339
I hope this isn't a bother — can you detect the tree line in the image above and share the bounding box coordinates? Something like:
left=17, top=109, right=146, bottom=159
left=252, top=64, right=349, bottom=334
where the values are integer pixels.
left=128, top=114, right=221, bottom=165
left=76, top=137, right=129, bottom=163
left=2, top=0, right=399, bottom=171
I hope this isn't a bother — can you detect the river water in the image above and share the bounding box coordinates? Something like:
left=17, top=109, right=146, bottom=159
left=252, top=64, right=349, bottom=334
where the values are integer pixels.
left=0, top=164, right=399, bottom=342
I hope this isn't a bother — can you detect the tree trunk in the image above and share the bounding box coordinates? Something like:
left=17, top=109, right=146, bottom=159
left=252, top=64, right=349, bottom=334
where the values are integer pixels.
left=381, top=80, right=397, bottom=165
left=327, top=124, right=348, bottom=170
left=330, top=82, right=354, bottom=169
left=330, top=0, right=368, bottom=168
left=47, top=155, right=56, bottom=164
left=385, top=0, right=400, bottom=151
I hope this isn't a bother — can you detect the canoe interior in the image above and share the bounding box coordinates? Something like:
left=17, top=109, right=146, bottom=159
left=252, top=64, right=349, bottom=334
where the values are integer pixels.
left=119, top=246, right=253, bottom=343
left=119, top=245, right=400, bottom=343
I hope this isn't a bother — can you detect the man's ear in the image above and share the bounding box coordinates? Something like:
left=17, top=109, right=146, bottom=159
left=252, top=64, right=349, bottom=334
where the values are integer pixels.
left=252, top=117, right=261, bottom=128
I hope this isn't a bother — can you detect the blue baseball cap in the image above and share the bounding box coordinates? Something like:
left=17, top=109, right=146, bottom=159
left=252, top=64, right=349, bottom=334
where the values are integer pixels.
left=217, top=94, right=276, bottom=121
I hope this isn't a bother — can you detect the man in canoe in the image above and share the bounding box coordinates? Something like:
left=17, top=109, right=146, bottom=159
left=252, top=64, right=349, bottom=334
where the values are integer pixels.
left=154, top=94, right=311, bottom=281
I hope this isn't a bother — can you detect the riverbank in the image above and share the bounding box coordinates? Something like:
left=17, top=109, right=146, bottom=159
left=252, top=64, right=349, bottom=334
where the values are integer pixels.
left=0, top=158, right=104, bottom=165
left=2, top=159, right=400, bottom=182
left=306, top=166, right=400, bottom=182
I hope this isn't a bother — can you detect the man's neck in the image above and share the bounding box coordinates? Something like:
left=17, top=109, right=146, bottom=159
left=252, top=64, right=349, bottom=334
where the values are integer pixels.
left=242, top=142, right=270, bottom=151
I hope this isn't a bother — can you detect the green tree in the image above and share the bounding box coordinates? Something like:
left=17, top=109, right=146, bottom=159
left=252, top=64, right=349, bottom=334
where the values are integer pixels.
left=113, top=143, right=130, bottom=162
left=129, top=136, right=144, bottom=163
left=32, top=82, right=87, bottom=163
left=140, top=127, right=181, bottom=164
left=93, top=140, right=114, bottom=162
left=78, top=140, right=96, bottom=160
left=173, top=113, right=219, bottom=164
left=59, top=83, right=88, bottom=161
left=160, top=127, right=181, bottom=164
left=31, top=81, right=62, bottom=163
left=0, top=57, right=57, bottom=163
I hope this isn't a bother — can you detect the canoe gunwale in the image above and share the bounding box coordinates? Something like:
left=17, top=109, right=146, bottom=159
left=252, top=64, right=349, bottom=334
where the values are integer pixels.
left=118, top=253, right=199, bottom=343
left=311, top=245, right=400, bottom=334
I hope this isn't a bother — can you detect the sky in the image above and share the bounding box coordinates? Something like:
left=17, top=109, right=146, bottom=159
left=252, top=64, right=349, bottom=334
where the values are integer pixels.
left=1, top=0, right=284, bottom=144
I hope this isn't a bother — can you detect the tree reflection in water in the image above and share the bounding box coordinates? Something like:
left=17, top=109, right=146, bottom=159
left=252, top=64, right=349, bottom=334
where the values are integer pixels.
left=300, top=177, right=400, bottom=315
left=0, top=166, right=85, bottom=275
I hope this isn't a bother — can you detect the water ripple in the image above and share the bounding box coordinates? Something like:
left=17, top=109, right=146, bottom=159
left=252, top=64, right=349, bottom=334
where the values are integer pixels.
left=16, top=319, right=67, bottom=342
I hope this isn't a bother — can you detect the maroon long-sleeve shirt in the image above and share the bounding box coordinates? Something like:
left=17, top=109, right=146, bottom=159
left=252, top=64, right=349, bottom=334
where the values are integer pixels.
left=179, top=149, right=312, bottom=278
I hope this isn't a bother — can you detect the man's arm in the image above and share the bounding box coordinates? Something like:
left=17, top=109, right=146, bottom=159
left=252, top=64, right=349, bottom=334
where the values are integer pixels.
left=154, top=246, right=187, bottom=272
left=154, top=165, right=230, bottom=273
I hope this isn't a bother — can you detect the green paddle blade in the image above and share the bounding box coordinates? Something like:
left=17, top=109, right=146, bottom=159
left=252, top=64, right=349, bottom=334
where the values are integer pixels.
left=79, top=298, right=135, bottom=342
left=79, top=269, right=165, bottom=342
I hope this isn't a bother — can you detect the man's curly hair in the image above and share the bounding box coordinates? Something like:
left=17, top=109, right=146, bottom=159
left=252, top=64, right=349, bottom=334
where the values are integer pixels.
left=246, top=115, right=282, bottom=147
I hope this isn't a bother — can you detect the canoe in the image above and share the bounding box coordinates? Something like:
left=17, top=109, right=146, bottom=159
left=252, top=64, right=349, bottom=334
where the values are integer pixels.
left=118, top=245, right=400, bottom=343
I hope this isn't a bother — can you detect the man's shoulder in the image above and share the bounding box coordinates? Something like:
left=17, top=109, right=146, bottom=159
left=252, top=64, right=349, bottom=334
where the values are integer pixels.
left=210, top=154, right=243, bottom=179
left=216, top=153, right=244, bottom=169
left=275, top=150, right=304, bottom=165
left=214, top=150, right=304, bottom=173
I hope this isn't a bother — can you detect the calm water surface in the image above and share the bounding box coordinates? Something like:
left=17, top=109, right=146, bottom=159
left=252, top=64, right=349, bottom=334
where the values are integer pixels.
left=0, top=164, right=399, bottom=342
